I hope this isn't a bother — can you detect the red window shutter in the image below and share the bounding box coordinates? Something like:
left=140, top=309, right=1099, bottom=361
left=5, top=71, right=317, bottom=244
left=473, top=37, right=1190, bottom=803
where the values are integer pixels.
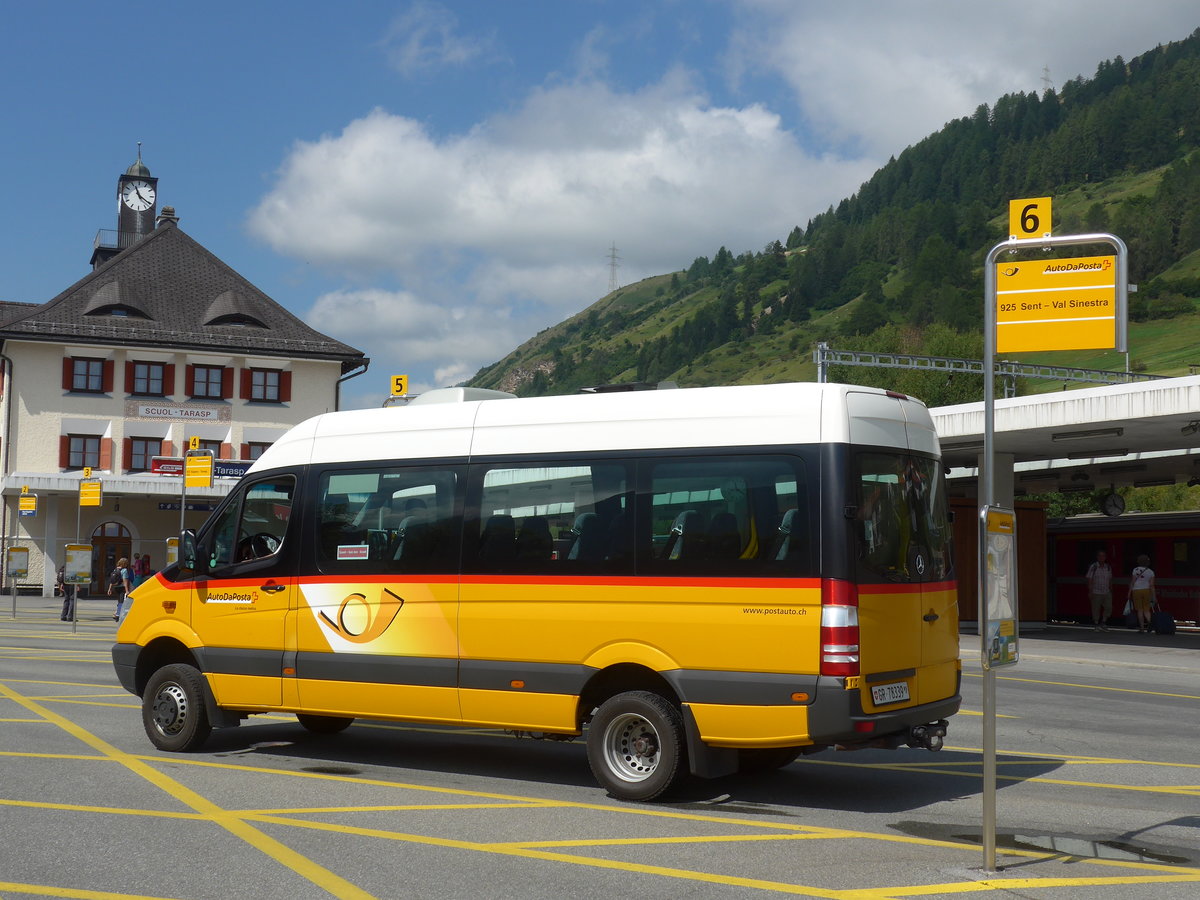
left=102, top=360, right=114, bottom=393
left=123, top=438, right=132, bottom=470
left=240, top=368, right=252, bottom=399
left=163, top=363, right=176, bottom=397
left=279, top=371, right=292, bottom=402
left=62, top=358, right=74, bottom=390
left=185, top=364, right=196, bottom=396
left=59, top=435, right=70, bottom=468
left=125, top=361, right=135, bottom=392
left=221, top=442, right=233, bottom=460
left=240, top=443, right=250, bottom=459
left=99, top=438, right=113, bottom=470
left=221, top=367, right=234, bottom=399
left=160, top=439, right=173, bottom=457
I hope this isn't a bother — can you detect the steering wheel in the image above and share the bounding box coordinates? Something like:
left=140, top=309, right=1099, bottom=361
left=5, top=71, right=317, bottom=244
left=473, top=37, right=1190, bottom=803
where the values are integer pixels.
left=237, top=532, right=281, bottom=560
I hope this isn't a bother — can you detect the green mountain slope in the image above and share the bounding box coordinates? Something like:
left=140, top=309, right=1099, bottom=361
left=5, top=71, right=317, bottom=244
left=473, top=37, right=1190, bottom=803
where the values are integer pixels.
left=469, top=28, right=1200, bottom=406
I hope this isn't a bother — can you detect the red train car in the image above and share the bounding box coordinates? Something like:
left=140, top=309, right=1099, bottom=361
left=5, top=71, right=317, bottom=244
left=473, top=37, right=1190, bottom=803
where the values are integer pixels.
left=1048, top=511, right=1200, bottom=628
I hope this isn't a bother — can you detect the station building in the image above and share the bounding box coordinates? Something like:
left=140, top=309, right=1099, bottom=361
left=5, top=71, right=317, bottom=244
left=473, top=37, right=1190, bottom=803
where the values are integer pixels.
left=0, top=155, right=367, bottom=596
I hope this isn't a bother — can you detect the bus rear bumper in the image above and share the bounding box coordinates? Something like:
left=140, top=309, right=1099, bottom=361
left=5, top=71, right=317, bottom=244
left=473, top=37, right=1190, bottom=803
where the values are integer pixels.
left=807, top=677, right=961, bottom=749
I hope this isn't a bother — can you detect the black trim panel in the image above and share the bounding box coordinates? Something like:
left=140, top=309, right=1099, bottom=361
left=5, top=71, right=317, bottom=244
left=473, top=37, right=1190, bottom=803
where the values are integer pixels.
left=866, top=668, right=917, bottom=684
left=296, top=651, right=457, bottom=687
left=663, top=669, right=819, bottom=706
left=111, top=643, right=138, bottom=694
left=458, top=659, right=591, bottom=695
left=196, top=647, right=284, bottom=679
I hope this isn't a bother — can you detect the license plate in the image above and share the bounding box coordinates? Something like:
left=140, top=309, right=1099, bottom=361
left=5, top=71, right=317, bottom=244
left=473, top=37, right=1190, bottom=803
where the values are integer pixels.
left=871, top=681, right=910, bottom=705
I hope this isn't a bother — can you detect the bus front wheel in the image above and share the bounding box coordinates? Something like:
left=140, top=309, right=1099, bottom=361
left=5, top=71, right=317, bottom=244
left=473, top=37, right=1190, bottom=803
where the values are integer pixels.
left=587, top=691, right=685, bottom=801
left=142, top=663, right=212, bottom=752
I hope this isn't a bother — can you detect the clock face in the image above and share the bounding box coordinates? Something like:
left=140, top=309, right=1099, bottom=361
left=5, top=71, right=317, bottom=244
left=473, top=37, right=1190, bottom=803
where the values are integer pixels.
left=1100, top=493, right=1125, bottom=517
left=121, top=180, right=156, bottom=211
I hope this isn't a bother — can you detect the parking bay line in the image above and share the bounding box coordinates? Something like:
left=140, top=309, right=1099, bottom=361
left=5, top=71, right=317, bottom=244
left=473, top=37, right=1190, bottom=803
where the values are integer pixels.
left=0, top=680, right=376, bottom=900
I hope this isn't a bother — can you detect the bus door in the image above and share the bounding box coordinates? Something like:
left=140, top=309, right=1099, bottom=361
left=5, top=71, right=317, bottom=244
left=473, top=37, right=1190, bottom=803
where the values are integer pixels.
left=295, top=465, right=464, bottom=723
left=191, top=475, right=298, bottom=709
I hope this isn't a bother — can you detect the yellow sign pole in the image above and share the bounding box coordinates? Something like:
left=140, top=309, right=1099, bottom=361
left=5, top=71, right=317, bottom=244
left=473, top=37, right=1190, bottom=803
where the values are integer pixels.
left=979, top=229, right=1128, bottom=873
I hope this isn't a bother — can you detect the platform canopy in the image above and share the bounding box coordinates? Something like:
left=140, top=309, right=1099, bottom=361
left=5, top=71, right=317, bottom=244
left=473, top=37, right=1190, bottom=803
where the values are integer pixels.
left=932, top=375, right=1200, bottom=496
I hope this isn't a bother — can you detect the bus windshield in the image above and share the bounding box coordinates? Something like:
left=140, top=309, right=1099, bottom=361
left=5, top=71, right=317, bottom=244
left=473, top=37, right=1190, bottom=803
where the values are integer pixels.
left=855, top=452, right=953, bottom=584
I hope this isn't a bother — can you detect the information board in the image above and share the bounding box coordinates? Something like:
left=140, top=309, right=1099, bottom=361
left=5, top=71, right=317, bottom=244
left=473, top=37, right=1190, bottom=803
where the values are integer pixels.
left=980, top=506, right=1019, bottom=669
left=995, top=255, right=1118, bottom=352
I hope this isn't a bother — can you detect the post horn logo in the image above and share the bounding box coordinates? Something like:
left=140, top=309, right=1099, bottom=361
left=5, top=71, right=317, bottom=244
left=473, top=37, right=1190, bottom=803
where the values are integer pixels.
left=319, top=587, right=404, bottom=643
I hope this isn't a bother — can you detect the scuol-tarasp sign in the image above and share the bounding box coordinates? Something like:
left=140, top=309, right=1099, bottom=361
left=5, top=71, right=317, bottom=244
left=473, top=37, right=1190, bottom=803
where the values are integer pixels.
left=136, top=404, right=221, bottom=421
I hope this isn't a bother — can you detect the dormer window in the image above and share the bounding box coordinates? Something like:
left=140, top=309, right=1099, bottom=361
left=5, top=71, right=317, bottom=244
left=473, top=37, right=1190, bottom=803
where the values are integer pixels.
left=208, top=314, right=265, bottom=328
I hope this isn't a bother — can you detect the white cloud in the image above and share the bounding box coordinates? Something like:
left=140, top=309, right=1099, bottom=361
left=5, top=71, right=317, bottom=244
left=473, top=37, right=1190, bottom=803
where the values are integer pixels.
left=380, top=1, right=498, bottom=76
left=257, top=75, right=872, bottom=389
left=729, top=0, right=1200, bottom=157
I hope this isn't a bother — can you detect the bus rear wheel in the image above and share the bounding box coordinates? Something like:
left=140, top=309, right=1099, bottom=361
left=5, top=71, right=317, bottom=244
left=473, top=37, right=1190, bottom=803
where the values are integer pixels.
left=296, top=713, right=354, bottom=734
left=142, top=663, right=212, bottom=752
left=587, top=691, right=685, bottom=801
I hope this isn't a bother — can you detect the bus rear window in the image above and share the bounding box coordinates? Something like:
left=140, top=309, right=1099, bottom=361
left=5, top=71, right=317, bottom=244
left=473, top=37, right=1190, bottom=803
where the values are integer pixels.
left=855, top=453, right=953, bottom=584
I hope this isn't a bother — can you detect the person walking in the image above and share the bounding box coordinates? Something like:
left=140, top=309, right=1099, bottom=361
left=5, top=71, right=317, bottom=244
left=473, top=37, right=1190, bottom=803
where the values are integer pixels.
left=1127, top=554, right=1157, bottom=634
left=1085, top=549, right=1113, bottom=631
left=108, top=557, right=131, bottom=622
left=57, top=566, right=76, bottom=621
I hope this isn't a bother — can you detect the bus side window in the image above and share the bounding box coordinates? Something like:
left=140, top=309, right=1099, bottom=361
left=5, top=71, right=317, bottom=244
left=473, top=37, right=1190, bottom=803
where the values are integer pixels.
left=315, top=466, right=460, bottom=575
left=643, top=455, right=809, bottom=576
left=471, top=461, right=631, bottom=574
left=204, top=476, right=296, bottom=572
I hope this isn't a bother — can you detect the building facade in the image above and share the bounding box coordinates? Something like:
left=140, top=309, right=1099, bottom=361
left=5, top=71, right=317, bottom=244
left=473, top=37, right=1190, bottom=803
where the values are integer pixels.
left=0, top=157, right=367, bottom=595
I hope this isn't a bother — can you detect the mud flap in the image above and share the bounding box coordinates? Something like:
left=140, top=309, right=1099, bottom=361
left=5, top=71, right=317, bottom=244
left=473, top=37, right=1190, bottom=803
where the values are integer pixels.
left=682, top=704, right=738, bottom=779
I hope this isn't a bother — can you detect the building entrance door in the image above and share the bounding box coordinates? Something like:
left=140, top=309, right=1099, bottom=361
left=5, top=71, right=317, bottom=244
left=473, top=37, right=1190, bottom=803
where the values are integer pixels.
left=90, top=522, right=131, bottom=595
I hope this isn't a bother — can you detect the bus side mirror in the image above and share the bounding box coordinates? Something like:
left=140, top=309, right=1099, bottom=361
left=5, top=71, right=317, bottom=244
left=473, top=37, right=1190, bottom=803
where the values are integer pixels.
left=180, top=529, right=206, bottom=576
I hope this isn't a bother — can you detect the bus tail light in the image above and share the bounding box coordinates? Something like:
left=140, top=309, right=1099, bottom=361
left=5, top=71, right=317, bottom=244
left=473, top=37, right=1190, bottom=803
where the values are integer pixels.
left=821, top=578, right=860, bottom=678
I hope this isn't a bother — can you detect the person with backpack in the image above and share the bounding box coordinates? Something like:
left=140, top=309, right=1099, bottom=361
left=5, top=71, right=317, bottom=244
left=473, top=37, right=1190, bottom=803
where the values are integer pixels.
left=1126, top=554, right=1157, bottom=634
left=108, top=557, right=131, bottom=622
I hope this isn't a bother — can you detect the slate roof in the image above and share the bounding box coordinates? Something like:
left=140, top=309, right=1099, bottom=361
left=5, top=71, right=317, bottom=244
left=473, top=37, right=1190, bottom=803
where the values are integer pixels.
left=0, top=221, right=367, bottom=373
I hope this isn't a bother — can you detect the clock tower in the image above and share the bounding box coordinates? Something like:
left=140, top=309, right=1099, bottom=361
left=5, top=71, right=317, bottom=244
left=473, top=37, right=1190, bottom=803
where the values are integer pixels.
left=91, top=144, right=160, bottom=268
left=117, top=144, right=158, bottom=242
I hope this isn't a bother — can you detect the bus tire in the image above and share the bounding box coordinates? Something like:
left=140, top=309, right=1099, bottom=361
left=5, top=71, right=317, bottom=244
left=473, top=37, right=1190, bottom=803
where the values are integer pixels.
left=142, top=664, right=212, bottom=752
left=737, top=747, right=802, bottom=773
left=587, top=691, right=685, bottom=801
left=296, top=713, right=354, bottom=734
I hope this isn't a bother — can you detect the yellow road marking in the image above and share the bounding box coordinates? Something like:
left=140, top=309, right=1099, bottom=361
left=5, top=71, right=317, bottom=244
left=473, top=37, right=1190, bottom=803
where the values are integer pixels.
left=0, top=681, right=373, bottom=900
left=952, top=709, right=1018, bottom=718
left=963, top=670, right=1200, bottom=701
left=803, top=757, right=1200, bottom=797
left=0, top=882, right=181, bottom=899
left=0, top=797, right=207, bottom=820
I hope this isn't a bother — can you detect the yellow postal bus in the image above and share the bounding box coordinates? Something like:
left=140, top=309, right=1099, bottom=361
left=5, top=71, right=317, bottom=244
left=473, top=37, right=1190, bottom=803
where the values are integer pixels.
left=113, top=382, right=960, bottom=800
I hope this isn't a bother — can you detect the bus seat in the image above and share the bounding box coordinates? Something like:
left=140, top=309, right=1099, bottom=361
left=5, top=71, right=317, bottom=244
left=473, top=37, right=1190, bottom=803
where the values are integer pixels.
left=479, top=514, right=516, bottom=563
left=567, top=512, right=604, bottom=561
left=391, top=514, right=426, bottom=562
left=663, top=510, right=702, bottom=560
left=516, top=516, right=553, bottom=561
left=770, top=508, right=798, bottom=560
left=707, top=512, right=742, bottom=559
left=605, top=511, right=633, bottom=562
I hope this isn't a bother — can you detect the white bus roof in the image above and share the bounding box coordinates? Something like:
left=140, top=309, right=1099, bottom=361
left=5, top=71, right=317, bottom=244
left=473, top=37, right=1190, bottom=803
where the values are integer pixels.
left=248, top=382, right=938, bottom=473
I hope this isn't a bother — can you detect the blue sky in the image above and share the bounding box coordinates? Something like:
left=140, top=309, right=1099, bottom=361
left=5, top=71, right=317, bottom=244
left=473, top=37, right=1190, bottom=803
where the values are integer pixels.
left=3, top=1, right=1197, bottom=407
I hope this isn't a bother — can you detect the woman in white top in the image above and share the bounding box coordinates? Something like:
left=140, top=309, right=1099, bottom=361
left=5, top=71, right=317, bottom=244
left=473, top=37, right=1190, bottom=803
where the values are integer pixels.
left=1127, top=553, right=1156, bottom=634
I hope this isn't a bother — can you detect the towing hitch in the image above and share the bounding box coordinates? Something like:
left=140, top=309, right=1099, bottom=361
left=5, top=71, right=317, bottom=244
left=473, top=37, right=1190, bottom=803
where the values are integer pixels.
left=907, top=719, right=948, bottom=752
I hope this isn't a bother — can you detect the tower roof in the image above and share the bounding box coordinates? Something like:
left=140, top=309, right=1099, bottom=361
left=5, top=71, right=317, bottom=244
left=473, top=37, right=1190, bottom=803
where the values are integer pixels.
left=124, top=158, right=152, bottom=178
left=0, top=220, right=367, bottom=373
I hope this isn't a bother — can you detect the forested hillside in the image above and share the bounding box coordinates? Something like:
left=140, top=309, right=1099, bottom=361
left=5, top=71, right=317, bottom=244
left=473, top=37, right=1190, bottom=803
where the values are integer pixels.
left=468, top=29, right=1200, bottom=407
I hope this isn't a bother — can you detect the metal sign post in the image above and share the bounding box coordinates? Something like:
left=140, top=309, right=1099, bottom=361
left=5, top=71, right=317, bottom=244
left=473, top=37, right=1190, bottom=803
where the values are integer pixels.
left=980, top=227, right=1129, bottom=871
